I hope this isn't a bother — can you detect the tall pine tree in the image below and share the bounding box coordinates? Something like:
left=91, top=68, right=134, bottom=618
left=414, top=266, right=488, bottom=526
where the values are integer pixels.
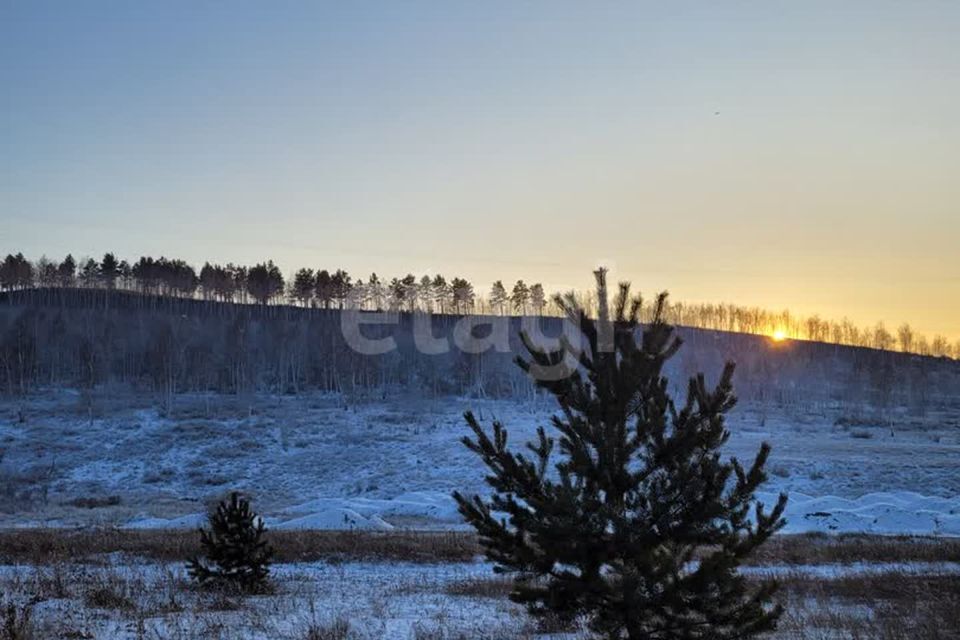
left=454, top=269, right=788, bottom=639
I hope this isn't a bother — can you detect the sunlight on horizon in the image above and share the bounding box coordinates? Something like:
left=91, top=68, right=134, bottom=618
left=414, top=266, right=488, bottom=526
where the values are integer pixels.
left=2, top=2, right=958, bottom=341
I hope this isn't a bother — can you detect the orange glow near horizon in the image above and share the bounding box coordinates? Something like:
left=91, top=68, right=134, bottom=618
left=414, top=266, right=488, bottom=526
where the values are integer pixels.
left=771, top=329, right=788, bottom=343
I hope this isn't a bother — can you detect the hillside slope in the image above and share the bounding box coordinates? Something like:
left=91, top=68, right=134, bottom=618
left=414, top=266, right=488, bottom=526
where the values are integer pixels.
left=2, top=287, right=958, bottom=413
left=1, top=388, right=958, bottom=534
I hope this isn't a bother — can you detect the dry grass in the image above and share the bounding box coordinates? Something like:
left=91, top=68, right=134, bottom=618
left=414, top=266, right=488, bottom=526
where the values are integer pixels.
left=777, top=571, right=960, bottom=639
left=444, top=576, right=513, bottom=599
left=750, top=532, right=960, bottom=565
left=302, top=617, right=351, bottom=640
left=445, top=571, right=960, bottom=639
left=2, top=529, right=959, bottom=568
left=0, top=528, right=479, bottom=565
left=0, top=602, right=37, bottom=640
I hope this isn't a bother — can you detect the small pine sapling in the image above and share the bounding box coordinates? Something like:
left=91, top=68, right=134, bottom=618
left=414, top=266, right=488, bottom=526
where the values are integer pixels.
left=187, top=492, right=274, bottom=592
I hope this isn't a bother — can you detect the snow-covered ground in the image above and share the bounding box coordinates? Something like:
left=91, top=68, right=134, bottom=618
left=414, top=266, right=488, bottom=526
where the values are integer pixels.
left=0, top=554, right=957, bottom=640
left=0, top=558, right=529, bottom=639
left=1, top=389, right=958, bottom=535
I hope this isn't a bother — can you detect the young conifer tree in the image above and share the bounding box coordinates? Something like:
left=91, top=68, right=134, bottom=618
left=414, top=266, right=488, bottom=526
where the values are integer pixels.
left=453, top=269, right=788, bottom=639
left=187, top=492, right=274, bottom=592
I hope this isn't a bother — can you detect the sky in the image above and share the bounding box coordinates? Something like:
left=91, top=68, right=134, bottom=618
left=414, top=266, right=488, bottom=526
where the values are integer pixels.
left=2, top=1, right=958, bottom=340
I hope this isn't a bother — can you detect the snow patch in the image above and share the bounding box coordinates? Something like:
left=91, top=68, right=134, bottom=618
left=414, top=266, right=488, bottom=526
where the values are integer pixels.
left=761, top=491, right=960, bottom=536
left=124, top=513, right=207, bottom=530
left=274, top=508, right=394, bottom=531
left=121, top=490, right=960, bottom=536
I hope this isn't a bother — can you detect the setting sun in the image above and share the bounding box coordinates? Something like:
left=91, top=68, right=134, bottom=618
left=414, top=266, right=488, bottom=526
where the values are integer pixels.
left=772, top=329, right=788, bottom=342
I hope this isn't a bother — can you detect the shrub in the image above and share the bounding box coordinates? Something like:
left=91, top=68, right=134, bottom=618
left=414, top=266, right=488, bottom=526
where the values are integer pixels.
left=303, top=618, right=351, bottom=640
left=187, top=492, right=273, bottom=592
left=0, top=602, right=35, bottom=640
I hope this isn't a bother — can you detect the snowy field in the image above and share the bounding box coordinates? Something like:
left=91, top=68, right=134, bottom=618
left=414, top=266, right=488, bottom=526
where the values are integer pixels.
left=0, top=391, right=960, bottom=535
left=1, top=389, right=959, bottom=535
left=2, top=390, right=960, bottom=638
left=0, top=535, right=957, bottom=639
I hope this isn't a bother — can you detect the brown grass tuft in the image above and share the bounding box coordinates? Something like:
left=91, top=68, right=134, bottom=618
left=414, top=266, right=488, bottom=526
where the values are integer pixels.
left=0, top=528, right=479, bottom=565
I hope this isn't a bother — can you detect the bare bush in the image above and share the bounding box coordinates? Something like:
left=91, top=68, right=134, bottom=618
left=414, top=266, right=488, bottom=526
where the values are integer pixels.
left=0, top=602, right=35, bottom=640
left=302, top=618, right=351, bottom=640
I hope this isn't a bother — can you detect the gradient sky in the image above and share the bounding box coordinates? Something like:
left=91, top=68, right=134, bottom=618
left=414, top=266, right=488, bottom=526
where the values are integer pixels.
left=2, top=2, right=958, bottom=339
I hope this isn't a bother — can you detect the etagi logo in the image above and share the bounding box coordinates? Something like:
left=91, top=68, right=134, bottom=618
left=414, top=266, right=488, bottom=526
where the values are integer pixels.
left=339, top=310, right=587, bottom=381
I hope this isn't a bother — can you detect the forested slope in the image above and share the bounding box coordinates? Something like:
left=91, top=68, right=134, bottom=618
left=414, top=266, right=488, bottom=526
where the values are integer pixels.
left=1, top=287, right=958, bottom=416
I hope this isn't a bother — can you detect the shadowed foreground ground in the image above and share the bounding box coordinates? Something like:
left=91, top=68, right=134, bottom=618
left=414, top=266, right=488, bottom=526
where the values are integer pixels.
left=0, top=529, right=958, bottom=639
